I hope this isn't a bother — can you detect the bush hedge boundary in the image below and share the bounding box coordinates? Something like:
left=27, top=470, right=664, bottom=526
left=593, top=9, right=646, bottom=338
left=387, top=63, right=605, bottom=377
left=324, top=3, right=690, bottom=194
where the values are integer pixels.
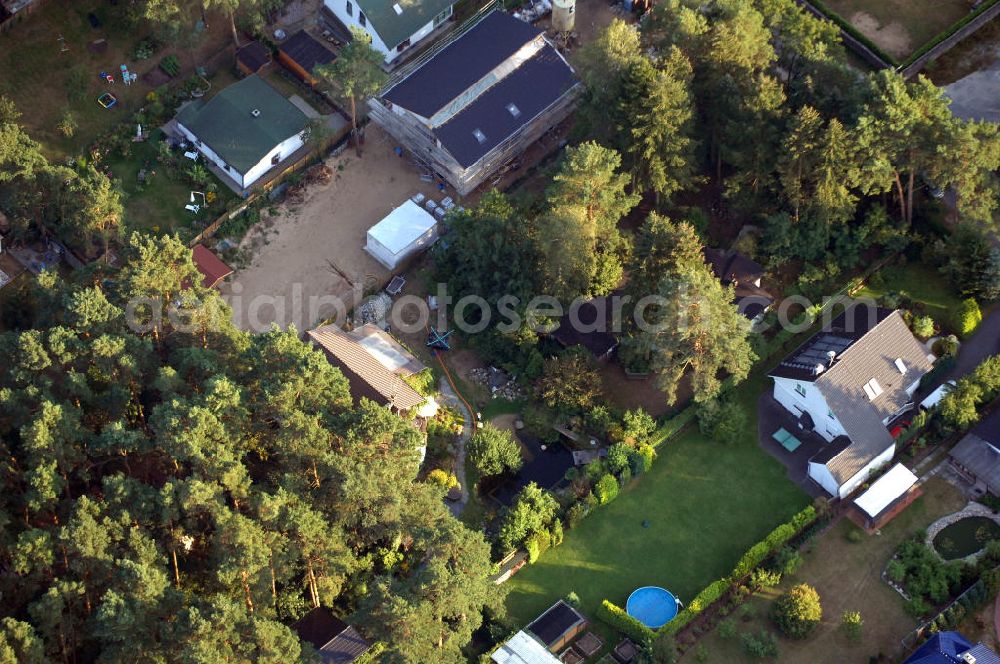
left=804, top=0, right=898, bottom=66
left=597, top=505, right=821, bottom=640
left=898, top=0, right=1000, bottom=71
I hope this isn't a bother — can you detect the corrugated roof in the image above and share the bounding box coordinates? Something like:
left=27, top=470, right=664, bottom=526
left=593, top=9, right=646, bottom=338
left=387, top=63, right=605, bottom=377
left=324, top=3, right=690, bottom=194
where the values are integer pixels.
left=176, top=74, right=309, bottom=174
left=814, top=310, right=934, bottom=484
left=383, top=11, right=543, bottom=118
left=904, top=631, right=1000, bottom=664
left=308, top=325, right=425, bottom=411
left=854, top=463, right=918, bottom=518
left=358, top=0, right=455, bottom=51
left=492, top=631, right=562, bottom=664
left=950, top=429, right=1000, bottom=493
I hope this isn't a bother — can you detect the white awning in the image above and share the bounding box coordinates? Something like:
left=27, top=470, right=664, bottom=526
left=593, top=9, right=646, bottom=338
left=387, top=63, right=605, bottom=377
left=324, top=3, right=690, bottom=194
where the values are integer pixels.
left=368, top=200, right=437, bottom=256
left=491, top=631, right=561, bottom=664
left=854, top=463, right=918, bottom=518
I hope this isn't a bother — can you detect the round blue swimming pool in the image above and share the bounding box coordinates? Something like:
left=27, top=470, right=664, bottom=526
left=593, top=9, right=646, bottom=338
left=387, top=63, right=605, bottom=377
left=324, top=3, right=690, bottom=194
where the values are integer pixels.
left=626, top=586, right=678, bottom=629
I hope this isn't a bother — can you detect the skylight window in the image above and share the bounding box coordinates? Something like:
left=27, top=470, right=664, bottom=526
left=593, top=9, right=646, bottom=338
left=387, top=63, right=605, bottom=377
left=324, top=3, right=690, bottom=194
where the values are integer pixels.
left=863, top=378, right=883, bottom=401
left=506, top=103, right=521, bottom=118
left=894, top=358, right=907, bottom=374
left=393, top=3, right=403, bottom=14
left=472, top=128, right=487, bottom=144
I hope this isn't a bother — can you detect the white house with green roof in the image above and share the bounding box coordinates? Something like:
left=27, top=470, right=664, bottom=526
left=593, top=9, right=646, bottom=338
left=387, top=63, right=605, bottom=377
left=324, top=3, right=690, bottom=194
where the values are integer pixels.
left=175, top=74, right=311, bottom=192
left=323, top=0, right=454, bottom=64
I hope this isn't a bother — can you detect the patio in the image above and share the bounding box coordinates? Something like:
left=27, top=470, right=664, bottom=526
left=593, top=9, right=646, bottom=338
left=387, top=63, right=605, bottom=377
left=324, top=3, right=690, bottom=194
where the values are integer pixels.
left=757, top=393, right=830, bottom=498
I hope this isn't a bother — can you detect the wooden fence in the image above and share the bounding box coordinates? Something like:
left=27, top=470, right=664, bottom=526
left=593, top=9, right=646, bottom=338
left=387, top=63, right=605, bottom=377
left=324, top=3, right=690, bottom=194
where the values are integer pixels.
left=187, top=133, right=350, bottom=247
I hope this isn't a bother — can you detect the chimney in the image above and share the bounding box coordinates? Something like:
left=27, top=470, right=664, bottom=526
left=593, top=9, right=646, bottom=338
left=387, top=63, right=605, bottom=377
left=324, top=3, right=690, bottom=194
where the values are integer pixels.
left=826, top=350, right=836, bottom=367
left=251, top=109, right=261, bottom=118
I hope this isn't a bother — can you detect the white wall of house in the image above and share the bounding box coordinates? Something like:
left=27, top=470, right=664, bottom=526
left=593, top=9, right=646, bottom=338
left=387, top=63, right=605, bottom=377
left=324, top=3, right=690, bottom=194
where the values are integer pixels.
left=242, top=133, right=305, bottom=188
left=808, top=443, right=895, bottom=499
left=772, top=376, right=847, bottom=441
left=807, top=461, right=841, bottom=497
left=176, top=122, right=304, bottom=189
left=837, top=443, right=895, bottom=499
left=323, top=0, right=452, bottom=63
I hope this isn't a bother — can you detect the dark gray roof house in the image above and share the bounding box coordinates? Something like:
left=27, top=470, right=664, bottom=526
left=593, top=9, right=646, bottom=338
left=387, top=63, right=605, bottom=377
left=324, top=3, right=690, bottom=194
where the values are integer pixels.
left=291, top=607, right=370, bottom=664
left=950, top=408, right=1000, bottom=495
left=770, top=307, right=935, bottom=497
left=370, top=10, right=579, bottom=195
left=703, top=247, right=774, bottom=320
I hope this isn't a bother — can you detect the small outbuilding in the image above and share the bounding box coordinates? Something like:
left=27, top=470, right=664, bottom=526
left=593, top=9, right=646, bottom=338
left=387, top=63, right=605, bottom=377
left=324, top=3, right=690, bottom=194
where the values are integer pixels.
left=236, top=40, right=272, bottom=76
left=364, top=200, right=439, bottom=270
left=526, top=600, right=587, bottom=653
left=851, top=463, right=921, bottom=532
left=278, top=30, right=336, bottom=86
left=191, top=244, right=233, bottom=289
left=291, top=607, right=370, bottom=664
left=491, top=630, right=562, bottom=664
left=949, top=408, right=1000, bottom=496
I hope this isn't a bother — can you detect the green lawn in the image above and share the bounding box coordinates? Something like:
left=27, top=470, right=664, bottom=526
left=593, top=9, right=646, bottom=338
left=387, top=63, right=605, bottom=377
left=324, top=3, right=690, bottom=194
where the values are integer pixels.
left=821, top=0, right=969, bottom=60
left=505, top=372, right=810, bottom=626
left=104, top=130, right=238, bottom=238
left=679, top=477, right=967, bottom=664
left=856, top=260, right=960, bottom=328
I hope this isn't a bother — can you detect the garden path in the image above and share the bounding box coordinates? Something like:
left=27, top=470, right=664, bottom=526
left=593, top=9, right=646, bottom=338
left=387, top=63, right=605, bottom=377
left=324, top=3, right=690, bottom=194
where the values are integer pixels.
left=438, top=377, right=472, bottom=517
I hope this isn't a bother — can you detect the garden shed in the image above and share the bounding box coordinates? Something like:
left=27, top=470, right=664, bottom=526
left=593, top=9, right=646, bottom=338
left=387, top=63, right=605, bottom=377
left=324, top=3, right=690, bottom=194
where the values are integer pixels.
left=526, top=600, right=587, bottom=653
left=852, top=463, right=920, bottom=531
left=491, top=630, right=561, bottom=664
left=277, top=30, right=336, bottom=86
left=364, top=200, right=438, bottom=270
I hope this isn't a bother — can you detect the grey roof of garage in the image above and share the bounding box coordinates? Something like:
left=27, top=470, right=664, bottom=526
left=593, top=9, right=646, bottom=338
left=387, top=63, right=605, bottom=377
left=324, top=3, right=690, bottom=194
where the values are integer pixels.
left=176, top=74, right=309, bottom=174
left=950, top=410, right=1000, bottom=492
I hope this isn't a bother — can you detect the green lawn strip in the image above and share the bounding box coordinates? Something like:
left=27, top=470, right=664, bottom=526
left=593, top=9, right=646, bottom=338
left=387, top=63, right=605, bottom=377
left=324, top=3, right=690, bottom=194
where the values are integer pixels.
left=678, top=477, right=967, bottom=663
left=855, top=261, right=960, bottom=326
left=505, top=373, right=809, bottom=626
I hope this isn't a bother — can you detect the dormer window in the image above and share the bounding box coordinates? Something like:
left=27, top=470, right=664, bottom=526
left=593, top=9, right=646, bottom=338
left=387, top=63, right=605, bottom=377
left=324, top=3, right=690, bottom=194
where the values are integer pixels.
left=894, top=358, right=907, bottom=374
left=863, top=378, right=883, bottom=401
left=393, top=3, right=403, bottom=14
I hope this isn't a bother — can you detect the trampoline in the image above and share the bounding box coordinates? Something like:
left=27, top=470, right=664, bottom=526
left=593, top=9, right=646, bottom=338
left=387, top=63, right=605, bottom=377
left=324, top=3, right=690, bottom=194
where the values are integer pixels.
left=626, top=586, right=679, bottom=629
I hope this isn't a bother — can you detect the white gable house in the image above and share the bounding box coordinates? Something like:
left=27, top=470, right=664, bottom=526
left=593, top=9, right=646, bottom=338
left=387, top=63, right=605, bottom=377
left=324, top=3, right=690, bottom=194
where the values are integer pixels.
left=323, top=0, right=454, bottom=65
left=769, top=308, right=935, bottom=498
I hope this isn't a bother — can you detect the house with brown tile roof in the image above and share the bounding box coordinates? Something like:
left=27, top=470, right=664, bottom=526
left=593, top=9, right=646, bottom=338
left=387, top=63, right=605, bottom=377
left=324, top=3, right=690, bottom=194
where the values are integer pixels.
left=769, top=307, right=934, bottom=498
left=308, top=323, right=433, bottom=414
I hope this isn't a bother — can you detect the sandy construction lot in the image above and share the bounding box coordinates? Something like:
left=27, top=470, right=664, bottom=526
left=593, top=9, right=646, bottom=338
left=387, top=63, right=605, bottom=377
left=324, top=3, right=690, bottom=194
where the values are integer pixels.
left=221, top=126, right=443, bottom=332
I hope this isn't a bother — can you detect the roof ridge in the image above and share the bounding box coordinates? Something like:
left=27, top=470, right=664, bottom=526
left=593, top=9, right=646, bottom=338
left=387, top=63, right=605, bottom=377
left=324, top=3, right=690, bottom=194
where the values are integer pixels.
left=816, top=309, right=901, bottom=383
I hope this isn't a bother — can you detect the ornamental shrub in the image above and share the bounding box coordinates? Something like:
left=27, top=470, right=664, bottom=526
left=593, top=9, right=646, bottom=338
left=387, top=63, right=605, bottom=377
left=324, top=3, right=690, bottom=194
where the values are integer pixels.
left=954, top=298, right=982, bottom=338
left=607, top=443, right=631, bottom=474
left=912, top=315, right=935, bottom=339
left=594, top=473, right=619, bottom=504
left=566, top=501, right=588, bottom=529
left=841, top=611, right=862, bottom=641
left=750, top=568, right=782, bottom=590
left=741, top=629, right=779, bottom=659
left=772, top=584, right=822, bottom=638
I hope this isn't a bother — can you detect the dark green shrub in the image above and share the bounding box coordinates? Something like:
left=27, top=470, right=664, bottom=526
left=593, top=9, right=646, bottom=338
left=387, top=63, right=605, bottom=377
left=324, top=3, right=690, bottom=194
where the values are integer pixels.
left=741, top=629, right=779, bottom=659
left=596, top=600, right=653, bottom=645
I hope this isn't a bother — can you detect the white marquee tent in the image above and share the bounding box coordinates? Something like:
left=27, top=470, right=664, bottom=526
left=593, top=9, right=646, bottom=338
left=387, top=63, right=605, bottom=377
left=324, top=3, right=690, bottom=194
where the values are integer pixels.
left=365, top=200, right=439, bottom=270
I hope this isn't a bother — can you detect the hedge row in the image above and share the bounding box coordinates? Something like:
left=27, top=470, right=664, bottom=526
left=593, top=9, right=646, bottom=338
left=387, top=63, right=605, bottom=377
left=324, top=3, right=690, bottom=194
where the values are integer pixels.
left=597, top=599, right=655, bottom=645
left=806, top=0, right=898, bottom=66
left=659, top=505, right=819, bottom=636
left=898, top=0, right=1000, bottom=70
